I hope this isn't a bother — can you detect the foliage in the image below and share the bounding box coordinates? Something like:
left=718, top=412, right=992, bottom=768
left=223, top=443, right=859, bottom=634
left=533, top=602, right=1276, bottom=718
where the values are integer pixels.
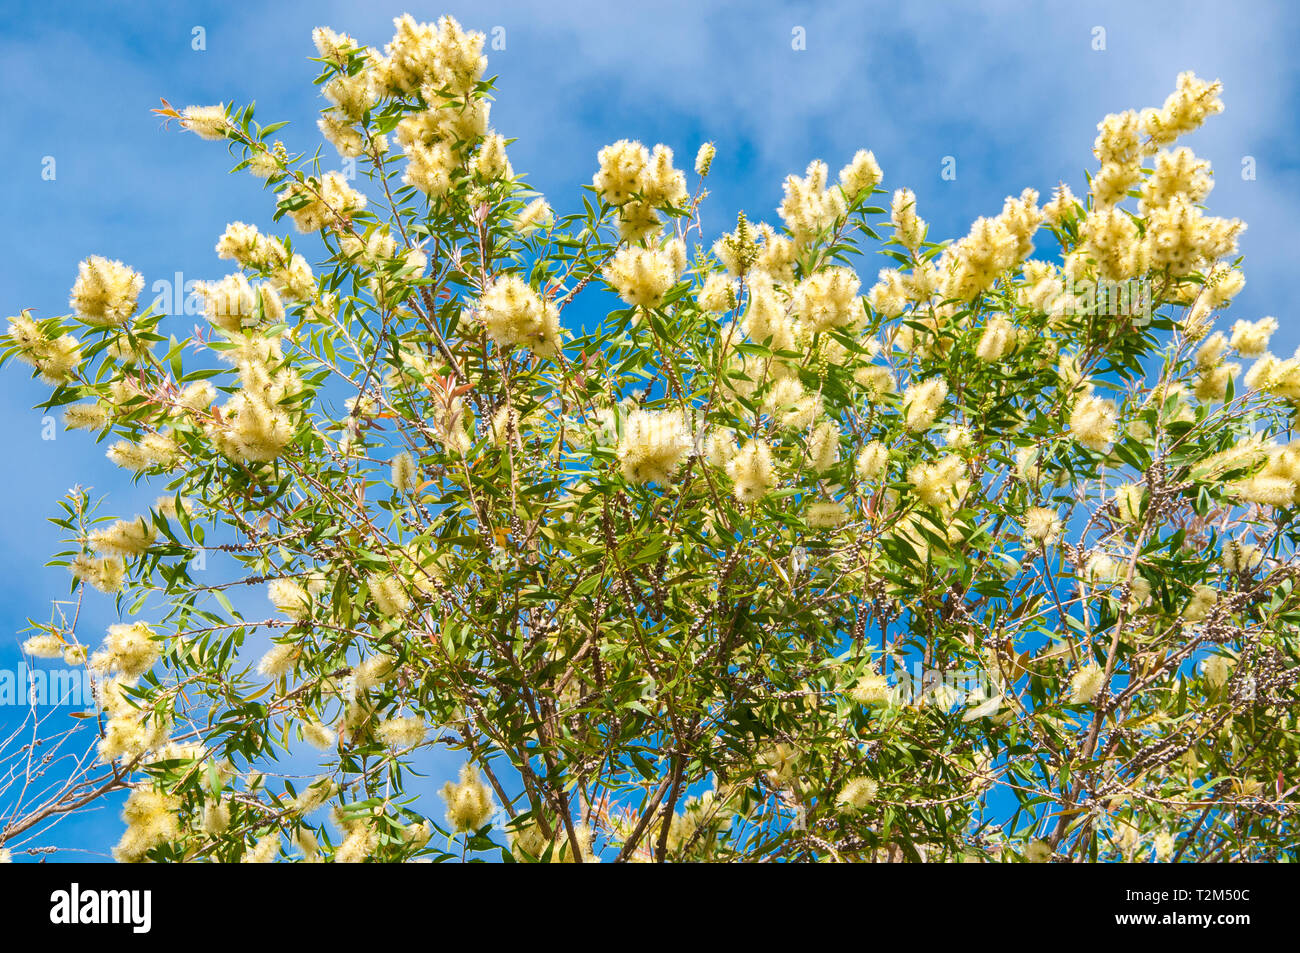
left=2, top=15, right=1297, bottom=863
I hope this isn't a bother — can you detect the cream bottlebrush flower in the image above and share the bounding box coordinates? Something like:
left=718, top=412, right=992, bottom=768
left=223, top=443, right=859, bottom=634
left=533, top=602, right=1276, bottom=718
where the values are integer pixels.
left=207, top=390, right=294, bottom=463
left=1070, top=664, right=1106, bottom=704
left=302, top=722, right=337, bottom=750
left=838, top=149, right=882, bottom=199
left=835, top=777, right=879, bottom=812
left=318, top=114, right=366, bottom=158
left=742, top=272, right=797, bottom=349
left=867, top=267, right=908, bottom=318
left=403, top=138, right=460, bottom=197
left=69, top=256, right=144, bottom=327
left=1201, top=654, right=1234, bottom=689
left=198, top=274, right=282, bottom=333
left=92, top=622, right=160, bottom=678
left=22, top=634, right=64, bottom=658
left=411, top=14, right=490, bottom=96
left=616, top=199, right=661, bottom=242
left=512, top=197, right=552, bottom=236
left=1242, top=352, right=1300, bottom=399
left=806, top=500, right=847, bottom=528
left=368, top=573, right=412, bottom=617
left=378, top=715, right=427, bottom=748
left=1023, top=507, right=1063, bottom=546
left=703, top=429, right=738, bottom=468
left=1189, top=434, right=1270, bottom=482
left=333, top=818, right=379, bottom=863
left=1222, top=539, right=1263, bottom=573
left=712, top=214, right=759, bottom=277
left=477, top=274, right=562, bottom=359
left=761, top=742, right=799, bottom=787
left=70, top=555, right=126, bottom=593
left=1202, top=263, right=1245, bottom=309
left=1229, top=317, right=1277, bottom=358
left=945, top=425, right=973, bottom=451
left=98, top=709, right=171, bottom=765
left=201, top=800, right=231, bottom=836
left=354, top=653, right=398, bottom=690
left=294, top=827, right=322, bottom=859
left=640, top=144, right=688, bottom=206
left=472, top=132, right=511, bottom=181
left=1075, top=206, right=1145, bottom=281
left=907, top=454, right=969, bottom=509
left=153, top=495, right=192, bottom=521
left=890, top=188, right=926, bottom=250
left=1084, top=552, right=1122, bottom=585
left=616, top=409, right=691, bottom=484
left=440, top=763, right=495, bottom=832
left=603, top=245, right=680, bottom=309
left=1226, top=473, right=1297, bottom=507
left=1024, top=840, right=1052, bottom=863
left=106, top=433, right=179, bottom=473
left=246, top=146, right=285, bottom=180
left=294, top=778, right=336, bottom=815
left=694, top=142, right=716, bottom=176
left=848, top=670, right=890, bottom=706
left=312, top=26, right=359, bottom=65
left=1042, top=183, right=1080, bottom=224
left=1113, top=483, right=1143, bottom=523
left=778, top=159, right=846, bottom=242
left=1069, top=393, right=1118, bottom=452
left=271, top=253, right=317, bottom=302
left=937, top=189, right=1040, bottom=299
left=855, top=364, right=896, bottom=400
left=180, top=104, right=230, bottom=140
left=1183, top=584, right=1219, bottom=622
left=1142, top=71, right=1224, bottom=147
left=1194, top=363, right=1239, bottom=403
left=489, top=404, right=527, bottom=447
left=323, top=71, right=375, bottom=121
left=88, top=516, right=157, bottom=558
left=112, top=788, right=180, bottom=862
left=390, top=450, right=419, bottom=494
left=6, top=315, right=84, bottom=384
left=1139, top=146, right=1212, bottom=213
left=792, top=266, right=861, bottom=333
left=755, top=223, right=796, bottom=282
left=725, top=439, right=776, bottom=503
left=975, top=313, right=1016, bottom=362
left=241, top=835, right=280, bottom=863
left=281, top=172, right=367, bottom=232
left=509, top=819, right=557, bottom=862
left=698, top=272, right=738, bottom=313
left=902, top=377, right=948, bottom=432
left=205, top=337, right=299, bottom=463
left=268, top=578, right=312, bottom=620
left=593, top=139, right=649, bottom=206
left=855, top=441, right=889, bottom=480
left=1152, top=831, right=1176, bottom=863
left=1194, top=331, right=1229, bottom=370
left=764, top=382, right=816, bottom=431
left=257, top=642, right=300, bottom=679
left=179, top=380, right=217, bottom=411
left=403, top=819, right=433, bottom=849
left=806, top=419, right=841, bottom=472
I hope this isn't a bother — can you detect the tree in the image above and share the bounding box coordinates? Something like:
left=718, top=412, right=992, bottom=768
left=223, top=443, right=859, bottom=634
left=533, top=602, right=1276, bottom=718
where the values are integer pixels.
left=1, top=14, right=1296, bottom=864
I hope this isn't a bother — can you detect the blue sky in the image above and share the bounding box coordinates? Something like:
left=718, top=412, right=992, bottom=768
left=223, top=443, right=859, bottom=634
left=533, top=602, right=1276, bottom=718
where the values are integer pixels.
left=1, top=0, right=1298, bottom=859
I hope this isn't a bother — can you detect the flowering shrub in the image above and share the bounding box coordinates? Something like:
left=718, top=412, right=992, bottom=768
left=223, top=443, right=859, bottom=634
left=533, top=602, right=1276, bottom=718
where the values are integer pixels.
left=2, top=14, right=1297, bottom=863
